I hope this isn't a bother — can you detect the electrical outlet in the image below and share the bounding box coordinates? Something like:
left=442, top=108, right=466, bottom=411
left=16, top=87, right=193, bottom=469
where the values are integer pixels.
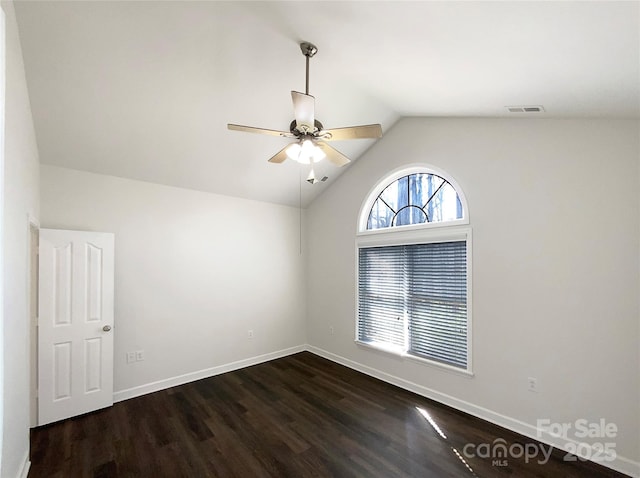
left=528, top=377, right=538, bottom=393
left=329, top=326, right=334, bottom=335
left=136, top=350, right=145, bottom=362
left=248, top=329, right=254, bottom=339
left=126, top=351, right=136, bottom=364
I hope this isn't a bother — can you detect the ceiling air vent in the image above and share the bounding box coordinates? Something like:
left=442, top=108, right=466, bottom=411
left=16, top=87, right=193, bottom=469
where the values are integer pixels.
left=506, top=105, right=545, bottom=113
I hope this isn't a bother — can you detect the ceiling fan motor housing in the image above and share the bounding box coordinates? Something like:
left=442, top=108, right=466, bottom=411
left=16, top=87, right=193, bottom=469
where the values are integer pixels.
left=289, top=119, right=324, bottom=137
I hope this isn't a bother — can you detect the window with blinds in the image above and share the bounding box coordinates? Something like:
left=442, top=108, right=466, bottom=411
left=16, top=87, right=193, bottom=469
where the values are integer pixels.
left=357, top=166, right=470, bottom=372
left=358, top=241, right=468, bottom=369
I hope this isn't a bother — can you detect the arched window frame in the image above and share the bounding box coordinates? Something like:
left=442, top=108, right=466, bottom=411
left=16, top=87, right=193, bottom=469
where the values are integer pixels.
left=355, top=164, right=473, bottom=375
left=358, top=164, right=469, bottom=234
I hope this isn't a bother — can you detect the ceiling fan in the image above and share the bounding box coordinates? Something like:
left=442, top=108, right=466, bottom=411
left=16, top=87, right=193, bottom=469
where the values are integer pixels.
left=227, top=42, right=382, bottom=182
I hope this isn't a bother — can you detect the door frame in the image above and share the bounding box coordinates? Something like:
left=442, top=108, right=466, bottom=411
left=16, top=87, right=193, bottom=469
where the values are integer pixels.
left=28, top=216, right=39, bottom=427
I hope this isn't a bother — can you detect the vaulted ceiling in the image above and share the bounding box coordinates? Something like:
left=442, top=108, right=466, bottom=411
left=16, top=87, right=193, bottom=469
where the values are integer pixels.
left=14, top=1, right=640, bottom=207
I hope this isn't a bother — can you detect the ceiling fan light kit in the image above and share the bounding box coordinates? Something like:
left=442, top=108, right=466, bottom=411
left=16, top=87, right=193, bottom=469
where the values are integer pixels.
left=227, top=42, right=382, bottom=180
left=286, top=139, right=326, bottom=164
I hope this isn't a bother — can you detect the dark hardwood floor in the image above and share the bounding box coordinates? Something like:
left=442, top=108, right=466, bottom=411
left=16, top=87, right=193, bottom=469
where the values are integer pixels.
left=30, top=352, right=626, bottom=477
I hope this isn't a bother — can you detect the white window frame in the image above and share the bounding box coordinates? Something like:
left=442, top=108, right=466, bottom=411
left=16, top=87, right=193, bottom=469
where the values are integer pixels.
left=355, top=165, right=473, bottom=375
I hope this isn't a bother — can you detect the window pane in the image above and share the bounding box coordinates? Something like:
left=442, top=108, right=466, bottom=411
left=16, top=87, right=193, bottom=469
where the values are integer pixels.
left=367, top=198, right=394, bottom=230
left=409, top=173, right=423, bottom=207
left=394, top=206, right=427, bottom=227
left=416, top=174, right=444, bottom=210
left=426, top=182, right=462, bottom=222
left=378, top=178, right=398, bottom=213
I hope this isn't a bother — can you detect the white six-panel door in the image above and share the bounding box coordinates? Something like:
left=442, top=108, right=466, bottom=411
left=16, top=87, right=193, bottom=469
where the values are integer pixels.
left=38, top=228, right=115, bottom=425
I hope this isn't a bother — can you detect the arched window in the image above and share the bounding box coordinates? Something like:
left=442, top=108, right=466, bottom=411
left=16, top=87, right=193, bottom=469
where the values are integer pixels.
left=366, top=172, right=463, bottom=230
left=356, top=166, right=471, bottom=373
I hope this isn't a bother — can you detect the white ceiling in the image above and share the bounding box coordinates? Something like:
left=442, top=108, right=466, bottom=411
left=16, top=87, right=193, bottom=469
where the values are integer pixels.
left=14, top=1, right=640, bottom=207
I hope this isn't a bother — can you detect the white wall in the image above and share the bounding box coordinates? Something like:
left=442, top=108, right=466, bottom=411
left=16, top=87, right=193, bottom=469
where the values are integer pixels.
left=40, top=165, right=306, bottom=396
left=1, top=1, right=40, bottom=477
left=306, top=118, right=640, bottom=474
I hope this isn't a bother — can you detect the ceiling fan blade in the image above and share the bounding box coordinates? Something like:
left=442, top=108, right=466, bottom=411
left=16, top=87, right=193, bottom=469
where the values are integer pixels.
left=321, top=124, right=383, bottom=141
left=267, top=144, right=292, bottom=164
left=317, top=142, right=350, bottom=167
left=228, top=124, right=292, bottom=138
left=291, top=91, right=315, bottom=131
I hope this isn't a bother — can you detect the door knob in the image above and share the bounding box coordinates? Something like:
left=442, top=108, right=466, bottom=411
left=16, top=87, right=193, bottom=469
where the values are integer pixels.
left=102, top=325, right=112, bottom=332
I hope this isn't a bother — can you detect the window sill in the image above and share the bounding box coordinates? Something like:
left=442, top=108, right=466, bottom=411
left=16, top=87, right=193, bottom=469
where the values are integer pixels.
left=355, top=340, right=474, bottom=378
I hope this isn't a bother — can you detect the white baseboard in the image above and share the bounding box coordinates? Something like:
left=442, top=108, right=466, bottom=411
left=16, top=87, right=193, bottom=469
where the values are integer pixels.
left=18, top=450, right=30, bottom=478
left=306, top=345, right=640, bottom=478
left=113, top=345, right=305, bottom=403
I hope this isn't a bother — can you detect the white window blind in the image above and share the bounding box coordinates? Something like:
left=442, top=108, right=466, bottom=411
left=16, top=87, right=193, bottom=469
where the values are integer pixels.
left=358, top=240, right=468, bottom=369
left=357, top=246, right=407, bottom=351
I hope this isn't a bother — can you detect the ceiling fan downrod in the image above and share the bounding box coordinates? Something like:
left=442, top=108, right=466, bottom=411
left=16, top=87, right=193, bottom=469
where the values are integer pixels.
left=300, top=42, right=317, bottom=96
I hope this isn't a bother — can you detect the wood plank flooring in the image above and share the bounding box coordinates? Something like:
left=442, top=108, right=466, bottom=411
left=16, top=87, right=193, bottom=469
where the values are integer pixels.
left=29, top=352, right=626, bottom=477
